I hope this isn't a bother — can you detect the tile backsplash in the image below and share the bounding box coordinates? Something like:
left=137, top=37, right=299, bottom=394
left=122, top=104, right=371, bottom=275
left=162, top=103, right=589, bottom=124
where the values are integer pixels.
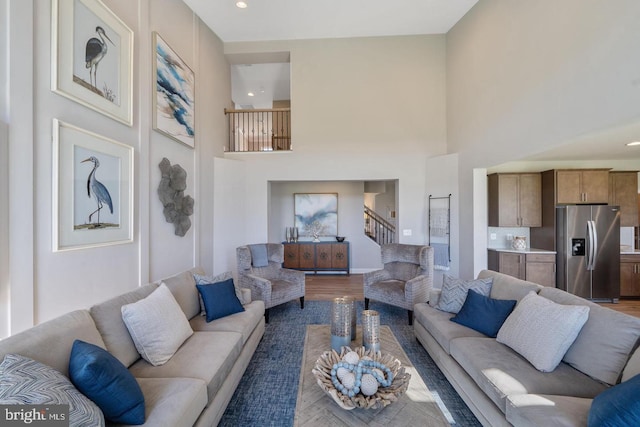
left=488, top=227, right=530, bottom=249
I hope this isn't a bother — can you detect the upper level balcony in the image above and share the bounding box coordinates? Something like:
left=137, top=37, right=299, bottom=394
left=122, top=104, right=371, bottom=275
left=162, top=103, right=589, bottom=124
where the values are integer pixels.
left=224, top=108, right=291, bottom=152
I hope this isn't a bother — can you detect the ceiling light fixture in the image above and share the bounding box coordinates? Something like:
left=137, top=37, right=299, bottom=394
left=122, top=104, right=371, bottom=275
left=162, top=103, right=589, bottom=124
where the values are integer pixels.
left=236, top=1, right=248, bottom=9
left=247, top=92, right=255, bottom=97
left=626, top=141, right=640, bottom=146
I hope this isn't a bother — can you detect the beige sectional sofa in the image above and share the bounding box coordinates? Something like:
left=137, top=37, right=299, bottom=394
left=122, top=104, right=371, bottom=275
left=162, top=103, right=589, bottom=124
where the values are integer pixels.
left=0, top=268, right=265, bottom=427
left=414, top=270, right=640, bottom=427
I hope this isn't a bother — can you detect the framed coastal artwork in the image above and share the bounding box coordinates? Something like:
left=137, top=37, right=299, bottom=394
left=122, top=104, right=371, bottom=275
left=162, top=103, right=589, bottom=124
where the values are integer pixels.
left=51, top=0, right=133, bottom=125
left=53, top=119, right=134, bottom=251
left=153, top=32, right=195, bottom=148
left=294, top=193, right=338, bottom=238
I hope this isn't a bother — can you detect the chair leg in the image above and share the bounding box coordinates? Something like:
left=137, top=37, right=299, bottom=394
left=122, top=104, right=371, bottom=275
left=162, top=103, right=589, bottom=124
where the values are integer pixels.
left=407, top=310, right=413, bottom=326
left=364, top=298, right=370, bottom=310
left=265, top=309, right=269, bottom=324
left=300, top=296, right=305, bottom=309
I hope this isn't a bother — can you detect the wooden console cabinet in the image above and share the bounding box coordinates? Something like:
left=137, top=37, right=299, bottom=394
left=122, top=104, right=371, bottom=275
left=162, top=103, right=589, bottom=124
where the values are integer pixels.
left=283, top=242, right=350, bottom=275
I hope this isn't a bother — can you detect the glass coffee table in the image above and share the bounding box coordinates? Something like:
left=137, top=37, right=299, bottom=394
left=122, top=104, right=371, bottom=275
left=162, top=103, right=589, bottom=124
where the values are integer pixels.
left=294, top=325, right=450, bottom=426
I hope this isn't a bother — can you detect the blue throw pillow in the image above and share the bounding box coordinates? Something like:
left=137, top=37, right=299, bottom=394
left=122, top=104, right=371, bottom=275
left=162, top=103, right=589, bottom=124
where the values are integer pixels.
left=197, top=278, right=245, bottom=322
left=588, top=373, right=640, bottom=427
left=69, top=340, right=145, bottom=425
left=450, top=289, right=516, bottom=338
left=249, top=244, right=269, bottom=267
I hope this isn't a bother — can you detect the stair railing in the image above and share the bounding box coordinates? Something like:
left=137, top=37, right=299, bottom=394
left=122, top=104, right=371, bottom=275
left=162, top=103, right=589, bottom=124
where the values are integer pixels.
left=364, top=206, right=395, bottom=245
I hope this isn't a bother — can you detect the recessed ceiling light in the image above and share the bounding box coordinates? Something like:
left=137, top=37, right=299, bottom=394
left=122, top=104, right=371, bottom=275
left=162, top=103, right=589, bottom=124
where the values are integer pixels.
left=626, top=141, right=640, bottom=146
left=248, top=92, right=255, bottom=97
left=236, top=1, right=248, bottom=8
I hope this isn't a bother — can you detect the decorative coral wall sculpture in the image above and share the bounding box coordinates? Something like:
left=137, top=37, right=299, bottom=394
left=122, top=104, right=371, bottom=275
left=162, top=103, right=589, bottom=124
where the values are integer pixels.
left=158, top=157, right=194, bottom=237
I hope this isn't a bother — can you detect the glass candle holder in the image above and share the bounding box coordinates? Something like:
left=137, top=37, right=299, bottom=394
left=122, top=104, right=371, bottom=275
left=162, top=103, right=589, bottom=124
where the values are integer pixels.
left=331, top=297, right=352, bottom=352
left=342, top=296, right=356, bottom=341
left=362, top=310, right=380, bottom=353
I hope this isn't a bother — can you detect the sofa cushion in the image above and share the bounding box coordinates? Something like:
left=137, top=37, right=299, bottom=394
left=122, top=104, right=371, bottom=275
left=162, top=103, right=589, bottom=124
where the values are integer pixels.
left=190, top=300, right=265, bottom=344
left=0, top=354, right=105, bottom=426
left=197, top=278, right=245, bottom=322
left=588, top=373, right=640, bottom=427
left=121, top=284, right=193, bottom=366
left=497, top=292, right=589, bottom=372
left=133, top=377, right=207, bottom=427
left=413, top=302, right=486, bottom=354
left=449, top=337, right=607, bottom=414
left=0, top=310, right=105, bottom=377
left=69, top=340, right=145, bottom=424
left=90, top=283, right=159, bottom=368
left=506, top=394, right=592, bottom=427
left=539, top=287, right=640, bottom=385
left=451, top=289, right=516, bottom=338
left=162, top=267, right=205, bottom=319
left=435, top=275, right=493, bottom=314
left=128, top=331, right=243, bottom=403
left=478, top=269, right=542, bottom=302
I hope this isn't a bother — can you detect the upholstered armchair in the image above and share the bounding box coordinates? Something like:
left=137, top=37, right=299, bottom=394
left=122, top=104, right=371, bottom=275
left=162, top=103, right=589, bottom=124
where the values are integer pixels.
left=236, top=243, right=305, bottom=323
left=364, top=244, right=433, bottom=325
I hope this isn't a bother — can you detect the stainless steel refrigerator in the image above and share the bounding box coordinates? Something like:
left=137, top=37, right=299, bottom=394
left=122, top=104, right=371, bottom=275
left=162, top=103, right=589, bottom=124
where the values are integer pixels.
left=556, top=205, right=620, bottom=302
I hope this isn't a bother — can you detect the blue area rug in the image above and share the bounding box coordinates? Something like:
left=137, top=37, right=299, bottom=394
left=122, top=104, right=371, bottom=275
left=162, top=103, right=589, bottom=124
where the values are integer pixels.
left=219, top=300, right=482, bottom=426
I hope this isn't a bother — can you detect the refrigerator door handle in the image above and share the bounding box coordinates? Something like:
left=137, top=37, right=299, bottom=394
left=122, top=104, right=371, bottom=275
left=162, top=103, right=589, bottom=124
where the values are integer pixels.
left=586, top=220, right=598, bottom=271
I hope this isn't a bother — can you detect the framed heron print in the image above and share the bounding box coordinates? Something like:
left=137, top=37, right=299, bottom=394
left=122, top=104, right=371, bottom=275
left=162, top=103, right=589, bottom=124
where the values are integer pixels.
left=53, top=119, right=134, bottom=251
left=153, top=32, right=196, bottom=148
left=52, top=0, right=133, bottom=125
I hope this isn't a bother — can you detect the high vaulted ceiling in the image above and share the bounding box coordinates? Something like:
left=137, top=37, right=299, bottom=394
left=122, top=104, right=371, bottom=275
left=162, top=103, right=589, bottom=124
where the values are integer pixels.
left=183, top=0, right=479, bottom=42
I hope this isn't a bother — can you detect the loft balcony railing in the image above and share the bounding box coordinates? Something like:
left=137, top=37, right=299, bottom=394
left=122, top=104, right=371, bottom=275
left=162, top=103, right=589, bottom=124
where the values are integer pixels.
left=364, top=206, right=396, bottom=245
left=224, top=108, right=291, bottom=152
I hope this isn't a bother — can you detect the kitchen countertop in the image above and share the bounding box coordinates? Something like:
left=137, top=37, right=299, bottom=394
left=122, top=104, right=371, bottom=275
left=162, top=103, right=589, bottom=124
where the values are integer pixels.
left=621, top=249, right=640, bottom=255
left=488, top=247, right=556, bottom=254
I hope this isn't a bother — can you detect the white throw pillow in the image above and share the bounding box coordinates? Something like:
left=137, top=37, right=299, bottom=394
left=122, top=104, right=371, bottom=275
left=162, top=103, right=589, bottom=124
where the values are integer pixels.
left=496, top=292, right=589, bottom=372
left=121, top=283, right=193, bottom=366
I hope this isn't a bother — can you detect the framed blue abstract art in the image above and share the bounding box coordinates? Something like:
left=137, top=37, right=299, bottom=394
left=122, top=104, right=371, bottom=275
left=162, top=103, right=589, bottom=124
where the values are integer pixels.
left=294, top=193, right=338, bottom=238
left=153, top=32, right=195, bottom=148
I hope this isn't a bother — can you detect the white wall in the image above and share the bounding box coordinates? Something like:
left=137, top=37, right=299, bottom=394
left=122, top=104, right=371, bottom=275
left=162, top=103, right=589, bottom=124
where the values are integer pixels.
left=269, top=181, right=380, bottom=271
left=447, top=0, right=640, bottom=278
left=222, top=35, right=448, bottom=269
left=426, top=153, right=459, bottom=288
left=2, top=0, right=231, bottom=334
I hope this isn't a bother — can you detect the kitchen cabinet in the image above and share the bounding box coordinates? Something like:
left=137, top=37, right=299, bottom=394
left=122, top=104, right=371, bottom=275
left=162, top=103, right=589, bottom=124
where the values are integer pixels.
left=283, top=242, right=349, bottom=274
left=555, top=169, right=609, bottom=204
left=609, top=171, right=639, bottom=227
left=621, top=254, right=640, bottom=297
left=488, top=173, right=541, bottom=227
left=488, top=250, right=556, bottom=287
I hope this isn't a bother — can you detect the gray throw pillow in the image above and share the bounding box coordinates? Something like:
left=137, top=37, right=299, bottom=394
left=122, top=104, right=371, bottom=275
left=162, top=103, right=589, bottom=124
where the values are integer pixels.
left=435, top=275, right=493, bottom=314
left=0, top=354, right=105, bottom=426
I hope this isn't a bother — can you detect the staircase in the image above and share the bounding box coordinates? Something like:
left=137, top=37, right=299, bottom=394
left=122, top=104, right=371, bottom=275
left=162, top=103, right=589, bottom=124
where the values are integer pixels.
left=364, top=206, right=395, bottom=245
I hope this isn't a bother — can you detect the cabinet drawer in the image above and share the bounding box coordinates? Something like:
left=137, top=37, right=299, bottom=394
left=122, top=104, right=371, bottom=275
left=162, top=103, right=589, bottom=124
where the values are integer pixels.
left=526, top=254, right=555, bottom=263
left=621, top=254, right=640, bottom=263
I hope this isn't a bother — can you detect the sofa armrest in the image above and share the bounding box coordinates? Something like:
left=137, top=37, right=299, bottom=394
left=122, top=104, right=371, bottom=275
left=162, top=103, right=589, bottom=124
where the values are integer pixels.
left=239, top=288, right=252, bottom=305
left=429, top=289, right=442, bottom=307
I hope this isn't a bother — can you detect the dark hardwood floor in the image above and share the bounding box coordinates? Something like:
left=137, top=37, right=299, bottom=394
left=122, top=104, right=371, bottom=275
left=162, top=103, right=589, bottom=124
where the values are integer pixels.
left=305, top=273, right=640, bottom=318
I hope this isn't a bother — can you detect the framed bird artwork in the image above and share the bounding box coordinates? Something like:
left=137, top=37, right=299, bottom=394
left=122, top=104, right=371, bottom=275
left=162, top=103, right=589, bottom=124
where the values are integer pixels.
left=51, top=0, right=134, bottom=126
left=52, top=119, right=134, bottom=251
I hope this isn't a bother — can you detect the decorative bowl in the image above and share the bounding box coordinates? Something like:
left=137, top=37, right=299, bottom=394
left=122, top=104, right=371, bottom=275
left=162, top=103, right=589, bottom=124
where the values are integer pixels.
left=312, top=346, right=411, bottom=410
left=335, top=236, right=345, bottom=242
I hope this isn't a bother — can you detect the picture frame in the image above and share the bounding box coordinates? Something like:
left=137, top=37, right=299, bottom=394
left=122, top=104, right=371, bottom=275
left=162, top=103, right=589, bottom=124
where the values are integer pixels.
left=153, top=32, right=195, bottom=148
left=51, top=0, right=133, bottom=126
left=53, top=119, right=134, bottom=251
left=294, top=193, right=338, bottom=237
